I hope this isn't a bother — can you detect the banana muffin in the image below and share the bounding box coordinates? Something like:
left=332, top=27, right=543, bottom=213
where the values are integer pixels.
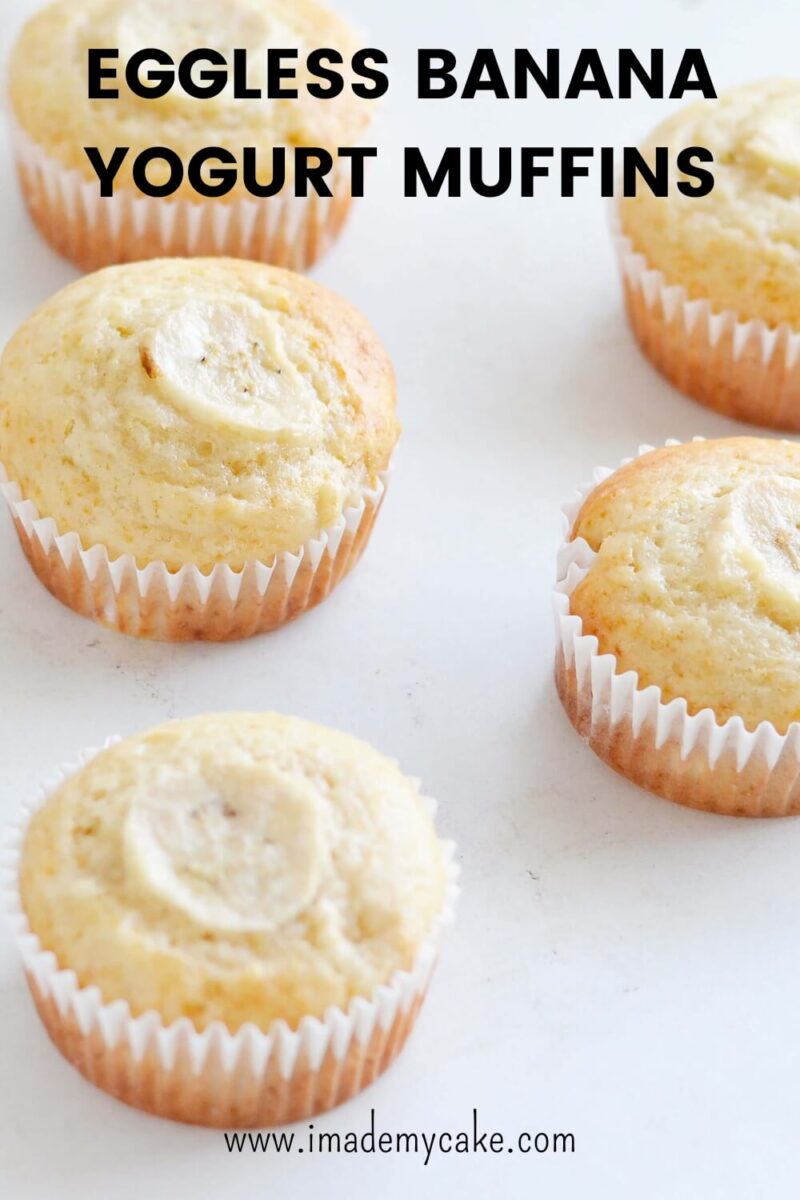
left=0, top=257, right=398, bottom=639
left=9, top=0, right=375, bottom=269
left=15, top=712, right=455, bottom=1125
left=557, top=437, right=800, bottom=815
left=618, top=81, right=800, bottom=428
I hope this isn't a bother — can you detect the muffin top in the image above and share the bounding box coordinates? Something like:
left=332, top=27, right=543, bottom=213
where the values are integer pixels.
left=20, top=713, right=448, bottom=1031
left=620, top=80, right=800, bottom=328
left=9, top=0, right=373, bottom=199
left=0, top=258, right=397, bottom=570
left=570, top=438, right=800, bottom=733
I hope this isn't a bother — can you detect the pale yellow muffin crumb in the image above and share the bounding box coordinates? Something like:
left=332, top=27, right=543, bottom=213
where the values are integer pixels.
left=9, top=0, right=373, bottom=200
left=20, top=713, right=448, bottom=1031
left=620, top=80, right=800, bottom=328
left=0, top=257, right=398, bottom=571
left=570, top=438, right=800, bottom=733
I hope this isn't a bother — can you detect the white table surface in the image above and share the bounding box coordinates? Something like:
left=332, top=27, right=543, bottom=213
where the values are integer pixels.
left=2, top=1, right=800, bottom=1196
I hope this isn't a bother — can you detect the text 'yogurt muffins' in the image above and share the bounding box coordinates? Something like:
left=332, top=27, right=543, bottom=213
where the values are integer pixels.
left=10, top=0, right=374, bottom=271
left=617, top=81, right=800, bottom=430
left=0, top=257, right=398, bottom=640
left=556, top=437, right=800, bottom=817
left=7, top=712, right=458, bottom=1127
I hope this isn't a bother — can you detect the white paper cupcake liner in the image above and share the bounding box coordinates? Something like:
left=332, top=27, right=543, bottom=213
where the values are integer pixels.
left=0, top=465, right=389, bottom=641
left=613, top=223, right=800, bottom=429
left=3, top=740, right=460, bottom=1127
left=555, top=438, right=800, bottom=816
left=10, top=119, right=354, bottom=273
